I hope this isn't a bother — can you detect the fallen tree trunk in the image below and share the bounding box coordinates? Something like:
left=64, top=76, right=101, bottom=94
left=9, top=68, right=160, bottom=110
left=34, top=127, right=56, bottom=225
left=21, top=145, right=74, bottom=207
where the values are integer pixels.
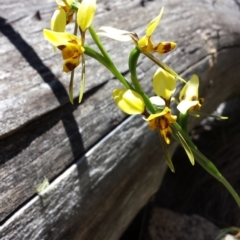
left=1, top=0, right=240, bottom=239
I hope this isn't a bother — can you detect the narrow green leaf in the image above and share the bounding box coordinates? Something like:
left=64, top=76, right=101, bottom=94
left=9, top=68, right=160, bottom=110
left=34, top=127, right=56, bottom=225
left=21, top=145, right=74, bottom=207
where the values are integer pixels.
left=173, top=121, right=240, bottom=207
left=189, top=110, right=228, bottom=120
left=174, top=126, right=195, bottom=165
left=79, top=54, right=86, bottom=103
left=215, top=227, right=240, bottom=240
left=158, top=132, right=175, bottom=172
left=144, top=52, right=186, bottom=83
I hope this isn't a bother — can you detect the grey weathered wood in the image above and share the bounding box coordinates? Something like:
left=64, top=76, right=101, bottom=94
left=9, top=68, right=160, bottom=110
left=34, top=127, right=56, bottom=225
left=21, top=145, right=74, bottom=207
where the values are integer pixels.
left=0, top=116, right=173, bottom=240
left=1, top=0, right=240, bottom=239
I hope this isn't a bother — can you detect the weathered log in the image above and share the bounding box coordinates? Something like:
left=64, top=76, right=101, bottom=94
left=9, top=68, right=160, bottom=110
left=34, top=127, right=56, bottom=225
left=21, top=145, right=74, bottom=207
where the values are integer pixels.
left=1, top=0, right=240, bottom=239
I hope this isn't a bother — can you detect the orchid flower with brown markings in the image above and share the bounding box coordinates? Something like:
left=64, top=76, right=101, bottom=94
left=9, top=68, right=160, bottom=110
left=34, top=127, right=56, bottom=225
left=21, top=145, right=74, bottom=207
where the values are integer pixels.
left=43, top=29, right=84, bottom=73
left=51, top=0, right=74, bottom=32
left=98, top=7, right=176, bottom=55
left=177, top=75, right=203, bottom=114
left=112, top=68, right=194, bottom=172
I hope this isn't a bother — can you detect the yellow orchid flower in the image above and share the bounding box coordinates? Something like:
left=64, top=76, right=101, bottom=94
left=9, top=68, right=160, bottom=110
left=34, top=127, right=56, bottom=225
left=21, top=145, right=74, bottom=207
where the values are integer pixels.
left=177, top=75, right=203, bottom=114
left=112, top=88, right=176, bottom=144
left=51, top=0, right=74, bottom=32
left=112, top=88, right=194, bottom=171
left=146, top=107, right=177, bottom=144
left=144, top=106, right=178, bottom=172
left=153, top=68, right=176, bottom=103
left=56, top=0, right=74, bottom=24
left=98, top=7, right=176, bottom=55
left=138, top=8, right=176, bottom=54
left=43, top=29, right=85, bottom=72
left=77, top=0, right=97, bottom=34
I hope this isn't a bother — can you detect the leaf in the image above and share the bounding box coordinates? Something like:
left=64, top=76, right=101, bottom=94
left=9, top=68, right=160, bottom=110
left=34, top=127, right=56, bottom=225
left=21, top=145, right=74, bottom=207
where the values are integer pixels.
left=174, top=128, right=195, bottom=165
left=189, top=111, right=228, bottom=120
left=144, top=52, right=186, bottom=83
left=158, top=132, right=175, bottom=172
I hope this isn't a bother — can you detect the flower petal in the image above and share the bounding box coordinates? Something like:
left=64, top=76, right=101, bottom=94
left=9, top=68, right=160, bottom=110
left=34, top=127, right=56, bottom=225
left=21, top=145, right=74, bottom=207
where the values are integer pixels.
left=153, top=68, right=176, bottom=100
left=154, top=41, right=177, bottom=54
left=145, top=107, right=170, bottom=121
left=146, top=7, right=163, bottom=37
left=55, top=0, right=69, bottom=6
left=43, top=29, right=82, bottom=46
left=63, top=56, right=80, bottom=72
left=77, top=0, right=97, bottom=32
left=138, top=36, right=154, bottom=52
left=51, top=9, right=66, bottom=32
left=112, top=89, right=145, bottom=115
left=179, top=74, right=199, bottom=101
left=177, top=100, right=199, bottom=114
left=149, top=96, right=165, bottom=107
left=98, top=27, right=133, bottom=41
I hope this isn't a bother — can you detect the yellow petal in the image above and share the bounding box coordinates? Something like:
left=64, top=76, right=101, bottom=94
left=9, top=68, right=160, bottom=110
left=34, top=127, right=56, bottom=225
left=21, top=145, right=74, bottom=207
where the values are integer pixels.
left=66, top=0, right=73, bottom=6
left=59, top=42, right=84, bottom=59
left=112, top=89, right=145, bottom=115
left=177, top=100, right=199, bottom=114
left=154, top=41, right=177, bottom=54
left=179, top=74, right=199, bottom=101
left=161, top=128, right=172, bottom=145
left=77, top=0, right=97, bottom=32
left=145, top=107, right=170, bottom=121
left=98, top=27, right=132, bottom=42
left=55, top=0, right=72, bottom=7
left=51, top=9, right=66, bottom=32
left=63, top=56, right=80, bottom=72
left=138, top=36, right=154, bottom=52
left=153, top=68, right=176, bottom=100
left=146, top=7, right=163, bottom=37
left=43, top=29, right=82, bottom=46
left=138, top=36, right=148, bottom=48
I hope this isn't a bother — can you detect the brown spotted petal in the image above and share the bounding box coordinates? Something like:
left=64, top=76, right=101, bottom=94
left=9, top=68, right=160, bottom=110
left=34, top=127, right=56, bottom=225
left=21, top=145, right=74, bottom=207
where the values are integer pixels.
left=154, top=41, right=177, bottom=54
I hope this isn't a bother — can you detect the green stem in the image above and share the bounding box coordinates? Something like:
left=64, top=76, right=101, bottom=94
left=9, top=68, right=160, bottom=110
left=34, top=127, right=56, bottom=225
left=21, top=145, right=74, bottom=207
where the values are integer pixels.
left=173, top=122, right=240, bottom=207
left=88, top=26, right=111, bottom=62
left=84, top=46, right=132, bottom=89
left=129, top=47, right=156, bottom=114
left=178, top=112, right=188, bottom=132
left=88, top=26, right=132, bottom=89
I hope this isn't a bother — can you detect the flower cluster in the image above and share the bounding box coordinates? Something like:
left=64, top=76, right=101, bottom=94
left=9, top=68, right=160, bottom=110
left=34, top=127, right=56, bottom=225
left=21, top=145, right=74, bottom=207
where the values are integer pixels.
left=42, top=3, right=238, bottom=209
left=112, top=68, right=201, bottom=171
left=43, top=0, right=97, bottom=103
left=100, top=9, right=203, bottom=171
